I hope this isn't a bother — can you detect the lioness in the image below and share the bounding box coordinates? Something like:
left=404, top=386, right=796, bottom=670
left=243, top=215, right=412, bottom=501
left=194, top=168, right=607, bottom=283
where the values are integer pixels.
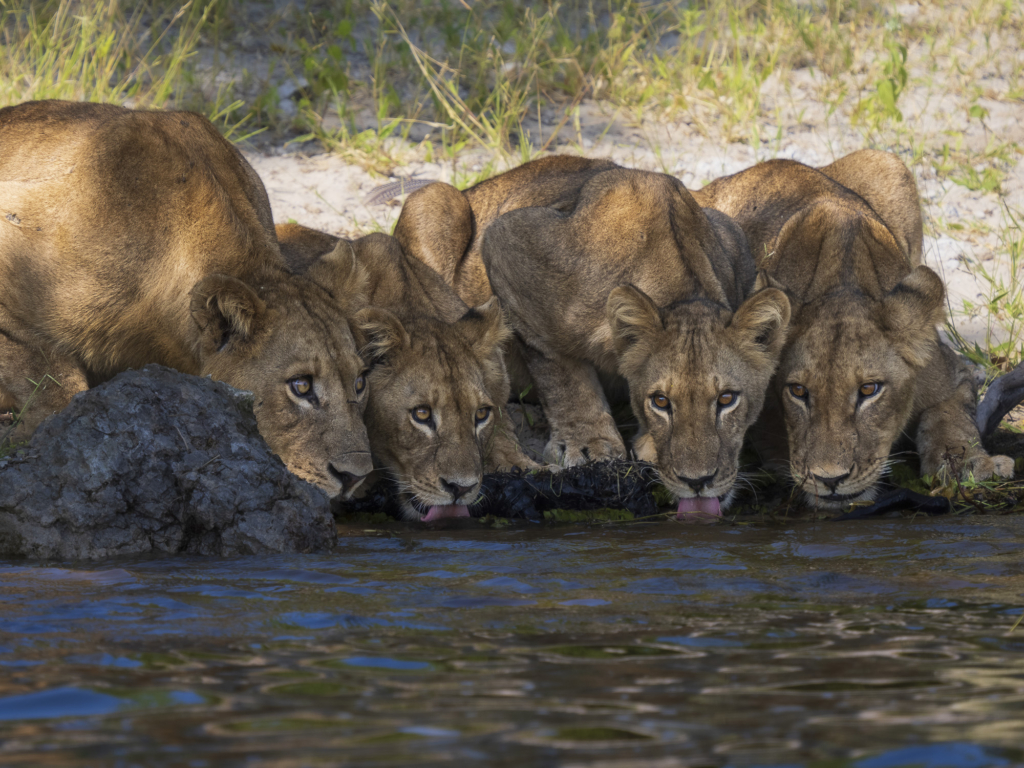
left=390, top=155, right=618, bottom=307
left=0, top=100, right=372, bottom=498
left=477, top=160, right=791, bottom=517
left=694, top=150, right=1014, bottom=507
left=277, top=220, right=537, bottom=522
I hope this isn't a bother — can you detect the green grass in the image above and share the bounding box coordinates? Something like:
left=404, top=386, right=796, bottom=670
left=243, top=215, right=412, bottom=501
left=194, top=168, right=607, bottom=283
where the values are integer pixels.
left=1, top=0, right=206, bottom=108
left=946, top=205, right=1024, bottom=376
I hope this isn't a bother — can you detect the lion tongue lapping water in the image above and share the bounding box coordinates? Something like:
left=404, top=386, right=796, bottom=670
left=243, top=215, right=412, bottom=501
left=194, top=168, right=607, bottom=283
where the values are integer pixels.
left=421, top=505, right=471, bottom=522
left=676, top=497, right=722, bottom=521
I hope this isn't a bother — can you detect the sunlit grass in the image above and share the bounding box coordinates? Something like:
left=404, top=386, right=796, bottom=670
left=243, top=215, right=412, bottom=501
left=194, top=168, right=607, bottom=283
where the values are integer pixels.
left=948, top=205, right=1024, bottom=375
left=0, top=0, right=209, bottom=109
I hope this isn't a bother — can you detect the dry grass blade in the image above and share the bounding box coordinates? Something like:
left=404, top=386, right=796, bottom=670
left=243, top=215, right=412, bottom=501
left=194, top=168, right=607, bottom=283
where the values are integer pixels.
left=363, top=178, right=439, bottom=206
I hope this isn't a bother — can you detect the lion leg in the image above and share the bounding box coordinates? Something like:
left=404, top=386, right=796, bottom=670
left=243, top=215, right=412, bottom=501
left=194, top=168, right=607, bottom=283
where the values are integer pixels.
left=518, top=343, right=625, bottom=467
left=484, top=408, right=542, bottom=472
left=915, top=346, right=1014, bottom=483
left=0, top=331, right=89, bottom=443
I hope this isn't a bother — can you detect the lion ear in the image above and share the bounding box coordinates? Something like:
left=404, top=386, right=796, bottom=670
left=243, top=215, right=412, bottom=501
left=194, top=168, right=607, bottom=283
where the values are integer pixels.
left=459, top=297, right=511, bottom=358
left=190, top=274, right=266, bottom=353
left=306, top=239, right=368, bottom=309
left=352, top=307, right=409, bottom=365
left=728, top=287, right=791, bottom=366
left=879, top=265, right=946, bottom=367
left=607, top=285, right=664, bottom=374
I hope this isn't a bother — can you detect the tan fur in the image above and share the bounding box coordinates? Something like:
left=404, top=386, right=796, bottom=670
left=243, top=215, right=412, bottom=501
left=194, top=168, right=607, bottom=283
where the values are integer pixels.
left=0, top=100, right=372, bottom=497
left=695, top=150, right=1013, bottom=506
left=396, top=155, right=617, bottom=307
left=479, top=158, right=790, bottom=509
left=277, top=222, right=537, bottom=520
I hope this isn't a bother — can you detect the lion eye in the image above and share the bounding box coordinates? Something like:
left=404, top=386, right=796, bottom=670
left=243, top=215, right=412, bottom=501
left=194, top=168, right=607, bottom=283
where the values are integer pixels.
left=717, top=391, right=737, bottom=408
left=650, top=393, right=670, bottom=411
left=789, top=383, right=808, bottom=400
left=412, top=405, right=432, bottom=424
left=859, top=382, right=881, bottom=398
left=355, top=373, right=367, bottom=394
left=475, top=407, right=492, bottom=425
left=289, top=376, right=314, bottom=398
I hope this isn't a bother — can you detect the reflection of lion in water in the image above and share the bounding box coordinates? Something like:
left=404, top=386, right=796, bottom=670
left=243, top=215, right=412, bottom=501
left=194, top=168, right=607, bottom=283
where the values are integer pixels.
left=0, top=100, right=372, bottom=497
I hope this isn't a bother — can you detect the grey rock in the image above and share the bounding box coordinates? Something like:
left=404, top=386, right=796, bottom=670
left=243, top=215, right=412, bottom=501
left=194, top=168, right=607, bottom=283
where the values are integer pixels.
left=0, top=366, right=335, bottom=559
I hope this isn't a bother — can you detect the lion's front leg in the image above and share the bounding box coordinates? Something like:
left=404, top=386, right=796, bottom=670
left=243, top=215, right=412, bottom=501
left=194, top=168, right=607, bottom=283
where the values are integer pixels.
left=519, top=344, right=625, bottom=467
left=915, top=346, right=1014, bottom=483
left=483, top=407, right=542, bottom=472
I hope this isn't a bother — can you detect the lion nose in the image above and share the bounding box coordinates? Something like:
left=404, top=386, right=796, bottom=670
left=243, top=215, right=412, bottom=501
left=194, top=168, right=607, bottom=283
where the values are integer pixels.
left=677, top=471, right=717, bottom=493
left=441, top=479, right=476, bottom=502
left=812, top=470, right=851, bottom=492
left=329, top=464, right=368, bottom=495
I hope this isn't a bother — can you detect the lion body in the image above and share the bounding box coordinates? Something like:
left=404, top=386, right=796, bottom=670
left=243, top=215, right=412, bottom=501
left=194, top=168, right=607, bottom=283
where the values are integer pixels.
left=0, top=100, right=372, bottom=496
left=695, top=150, right=1013, bottom=505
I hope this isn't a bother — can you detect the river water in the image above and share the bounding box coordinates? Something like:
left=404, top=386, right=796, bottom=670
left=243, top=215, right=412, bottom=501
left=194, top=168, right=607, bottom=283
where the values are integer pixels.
left=2, top=517, right=1024, bottom=766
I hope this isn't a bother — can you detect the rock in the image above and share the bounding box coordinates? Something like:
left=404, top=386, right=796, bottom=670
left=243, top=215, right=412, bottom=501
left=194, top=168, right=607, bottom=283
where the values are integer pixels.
left=0, top=366, right=335, bottom=559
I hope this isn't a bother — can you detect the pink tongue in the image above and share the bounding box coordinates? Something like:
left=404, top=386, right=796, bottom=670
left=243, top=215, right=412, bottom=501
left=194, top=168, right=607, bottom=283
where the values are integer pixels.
left=421, top=505, right=471, bottom=522
left=676, top=496, right=722, bottom=521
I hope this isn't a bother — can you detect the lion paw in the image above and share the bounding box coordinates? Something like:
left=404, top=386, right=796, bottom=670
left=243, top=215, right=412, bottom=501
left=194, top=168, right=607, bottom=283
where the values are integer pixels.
left=933, top=451, right=1016, bottom=483
left=544, top=430, right=625, bottom=467
left=965, top=453, right=1015, bottom=481
left=487, top=452, right=542, bottom=474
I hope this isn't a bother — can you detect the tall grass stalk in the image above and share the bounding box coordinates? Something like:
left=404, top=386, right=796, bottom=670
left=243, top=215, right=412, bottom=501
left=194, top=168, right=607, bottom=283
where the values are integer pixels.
left=949, top=205, right=1024, bottom=375
left=0, top=0, right=207, bottom=110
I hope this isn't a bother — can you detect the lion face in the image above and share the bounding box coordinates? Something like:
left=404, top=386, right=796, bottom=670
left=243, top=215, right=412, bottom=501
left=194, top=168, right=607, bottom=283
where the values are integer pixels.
left=191, top=253, right=373, bottom=500
left=608, top=285, right=790, bottom=518
left=775, top=267, right=947, bottom=508
left=354, top=302, right=510, bottom=522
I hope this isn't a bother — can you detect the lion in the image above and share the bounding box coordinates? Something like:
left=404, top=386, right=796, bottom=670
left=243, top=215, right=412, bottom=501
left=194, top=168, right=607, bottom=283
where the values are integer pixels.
left=388, top=155, right=618, bottom=307
left=0, top=100, right=372, bottom=498
left=473, top=160, right=791, bottom=518
left=276, top=221, right=537, bottom=522
left=693, top=149, right=1015, bottom=507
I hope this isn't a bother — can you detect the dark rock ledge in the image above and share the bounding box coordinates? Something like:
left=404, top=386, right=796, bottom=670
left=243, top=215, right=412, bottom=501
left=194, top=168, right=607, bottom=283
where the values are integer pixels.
left=0, top=366, right=335, bottom=559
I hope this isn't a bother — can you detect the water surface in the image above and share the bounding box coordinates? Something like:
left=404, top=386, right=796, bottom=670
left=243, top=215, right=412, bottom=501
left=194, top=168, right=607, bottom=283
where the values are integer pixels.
left=3, top=517, right=1024, bottom=766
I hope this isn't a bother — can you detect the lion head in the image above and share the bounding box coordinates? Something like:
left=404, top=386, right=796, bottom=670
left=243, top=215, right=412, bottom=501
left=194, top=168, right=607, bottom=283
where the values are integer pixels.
left=763, top=202, right=948, bottom=508
left=608, top=284, right=791, bottom=518
left=191, top=247, right=374, bottom=500
left=352, top=299, right=512, bottom=521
